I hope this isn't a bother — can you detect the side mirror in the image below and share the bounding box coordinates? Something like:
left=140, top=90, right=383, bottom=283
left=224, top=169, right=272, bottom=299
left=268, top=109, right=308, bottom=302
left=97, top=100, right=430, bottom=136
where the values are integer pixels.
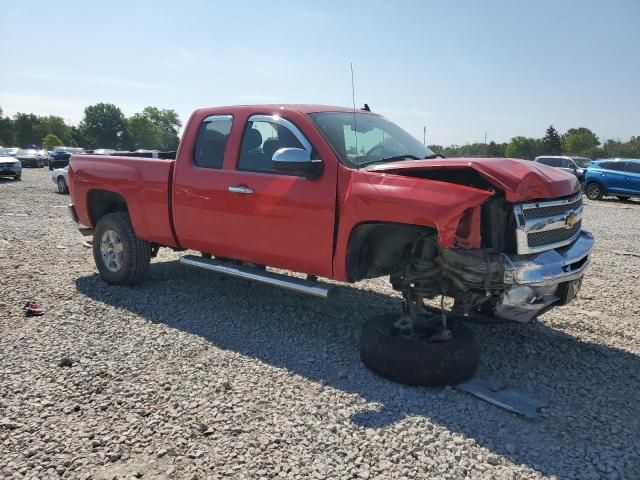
left=272, top=147, right=323, bottom=179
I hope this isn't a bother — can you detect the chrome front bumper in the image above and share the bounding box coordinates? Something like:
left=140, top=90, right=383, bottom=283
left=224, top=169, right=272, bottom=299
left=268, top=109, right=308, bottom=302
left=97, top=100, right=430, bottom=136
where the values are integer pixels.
left=495, top=230, right=594, bottom=322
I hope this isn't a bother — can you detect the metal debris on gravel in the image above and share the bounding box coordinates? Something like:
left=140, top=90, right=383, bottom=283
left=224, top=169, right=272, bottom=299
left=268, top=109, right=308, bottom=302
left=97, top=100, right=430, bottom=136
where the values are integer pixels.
left=1, top=170, right=639, bottom=479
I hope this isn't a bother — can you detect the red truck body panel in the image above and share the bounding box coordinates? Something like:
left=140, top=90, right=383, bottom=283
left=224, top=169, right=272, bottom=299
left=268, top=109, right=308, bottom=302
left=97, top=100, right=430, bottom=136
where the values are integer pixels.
left=69, top=104, right=579, bottom=283
left=70, top=156, right=178, bottom=247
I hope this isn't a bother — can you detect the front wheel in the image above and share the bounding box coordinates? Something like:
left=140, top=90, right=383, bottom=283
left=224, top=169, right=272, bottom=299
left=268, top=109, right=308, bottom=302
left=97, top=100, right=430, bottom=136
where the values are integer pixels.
left=57, top=176, right=68, bottom=194
left=93, top=212, right=152, bottom=285
left=585, top=182, right=603, bottom=200
left=359, top=314, right=480, bottom=387
left=14, top=174, right=21, bottom=181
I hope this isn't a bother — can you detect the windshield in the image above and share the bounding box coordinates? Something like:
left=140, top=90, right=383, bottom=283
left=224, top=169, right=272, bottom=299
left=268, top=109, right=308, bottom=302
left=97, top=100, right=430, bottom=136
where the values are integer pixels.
left=572, top=157, right=592, bottom=168
left=0, top=149, right=12, bottom=157
left=309, top=112, right=435, bottom=168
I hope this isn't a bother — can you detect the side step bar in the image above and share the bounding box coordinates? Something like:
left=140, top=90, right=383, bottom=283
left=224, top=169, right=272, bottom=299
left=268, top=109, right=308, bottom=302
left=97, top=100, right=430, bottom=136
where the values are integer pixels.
left=179, top=255, right=335, bottom=299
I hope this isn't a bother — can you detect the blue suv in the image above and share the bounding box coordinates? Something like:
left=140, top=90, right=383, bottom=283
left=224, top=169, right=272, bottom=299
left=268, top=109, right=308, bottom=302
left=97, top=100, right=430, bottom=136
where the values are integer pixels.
left=585, top=159, right=640, bottom=200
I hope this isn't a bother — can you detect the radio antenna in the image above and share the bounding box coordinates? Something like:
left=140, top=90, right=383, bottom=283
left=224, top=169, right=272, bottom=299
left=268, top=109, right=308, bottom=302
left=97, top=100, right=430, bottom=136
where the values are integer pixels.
left=350, top=62, right=359, bottom=169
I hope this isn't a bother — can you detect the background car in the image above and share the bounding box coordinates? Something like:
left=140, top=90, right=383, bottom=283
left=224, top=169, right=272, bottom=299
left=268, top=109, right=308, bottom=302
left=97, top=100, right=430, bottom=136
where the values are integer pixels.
left=37, top=149, right=49, bottom=166
left=51, top=165, right=69, bottom=194
left=534, top=155, right=592, bottom=185
left=0, top=148, right=22, bottom=180
left=585, top=158, right=640, bottom=200
left=16, top=148, right=44, bottom=168
left=48, top=147, right=84, bottom=170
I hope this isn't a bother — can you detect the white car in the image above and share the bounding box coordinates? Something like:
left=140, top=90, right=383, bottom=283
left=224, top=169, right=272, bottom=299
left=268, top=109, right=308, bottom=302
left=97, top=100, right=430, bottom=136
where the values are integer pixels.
left=51, top=165, right=69, bottom=194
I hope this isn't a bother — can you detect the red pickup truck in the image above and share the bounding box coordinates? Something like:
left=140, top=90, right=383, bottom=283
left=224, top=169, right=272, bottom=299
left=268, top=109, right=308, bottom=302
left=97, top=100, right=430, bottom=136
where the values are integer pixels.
left=68, top=104, right=593, bottom=386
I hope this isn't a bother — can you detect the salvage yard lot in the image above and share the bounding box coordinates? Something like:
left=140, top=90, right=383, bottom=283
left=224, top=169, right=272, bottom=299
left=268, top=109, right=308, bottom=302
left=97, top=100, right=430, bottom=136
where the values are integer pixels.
left=1, top=169, right=639, bottom=480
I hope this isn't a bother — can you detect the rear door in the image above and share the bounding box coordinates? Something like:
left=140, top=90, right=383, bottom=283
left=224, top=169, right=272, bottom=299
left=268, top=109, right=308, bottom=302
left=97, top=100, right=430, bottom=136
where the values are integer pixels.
left=623, top=162, right=640, bottom=195
left=172, top=114, right=235, bottom=254
left=221, top=114, right=337, bottom=277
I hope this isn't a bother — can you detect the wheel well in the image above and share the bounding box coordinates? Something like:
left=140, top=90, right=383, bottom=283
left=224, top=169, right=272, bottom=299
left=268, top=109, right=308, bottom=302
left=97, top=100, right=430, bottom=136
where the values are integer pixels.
left=346, top=222, right=436, bottom=282
left=87, top=189, right=128, bottom=227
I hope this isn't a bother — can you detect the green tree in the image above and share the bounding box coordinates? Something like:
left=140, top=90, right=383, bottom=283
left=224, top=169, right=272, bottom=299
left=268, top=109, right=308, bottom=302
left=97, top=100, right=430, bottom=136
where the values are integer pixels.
left=486, top=141, right=506, bottom=157
left=0, top=107, right=15, bottom=146
left=542, top=125, right=562, bottom=155
left=561, top=127, right=599, bottom=155
left=139, top=106, right=181, bottom=150
left=505, top=136, right=541, bottom=160
left=127, top=114, right=162, bottom=149
left=13, top=113, right=41, bottom=146
left=38, top=116, right=73, bottom=145
left=42, top=133, right=63, bottom=150
left=79, top=103, right=129, bottom=149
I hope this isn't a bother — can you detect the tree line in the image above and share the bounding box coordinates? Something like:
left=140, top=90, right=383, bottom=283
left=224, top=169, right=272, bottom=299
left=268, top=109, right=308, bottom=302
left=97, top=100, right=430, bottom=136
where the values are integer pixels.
left=2, top=104, right=639, bottom=160
left=429, top=125, right=640, bottom=160
left=0, top=103, right=181, bottom=151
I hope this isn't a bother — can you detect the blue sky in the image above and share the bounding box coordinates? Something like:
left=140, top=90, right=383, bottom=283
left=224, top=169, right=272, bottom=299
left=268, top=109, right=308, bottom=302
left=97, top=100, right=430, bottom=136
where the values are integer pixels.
left=1, top=0, right=639, bottom=145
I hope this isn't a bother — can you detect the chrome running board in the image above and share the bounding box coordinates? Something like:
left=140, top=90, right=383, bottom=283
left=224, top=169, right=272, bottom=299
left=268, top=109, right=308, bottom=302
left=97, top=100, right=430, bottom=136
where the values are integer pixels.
left=179, top=255, right=335, bottom=299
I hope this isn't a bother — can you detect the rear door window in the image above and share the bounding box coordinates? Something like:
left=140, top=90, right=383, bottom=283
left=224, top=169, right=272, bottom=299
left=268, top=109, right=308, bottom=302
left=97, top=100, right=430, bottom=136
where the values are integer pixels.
left=625, top=162, right=640, bottom=174
left=194, top=115, right=233, bottom=169
left=539, top=157, right=559, bottom=166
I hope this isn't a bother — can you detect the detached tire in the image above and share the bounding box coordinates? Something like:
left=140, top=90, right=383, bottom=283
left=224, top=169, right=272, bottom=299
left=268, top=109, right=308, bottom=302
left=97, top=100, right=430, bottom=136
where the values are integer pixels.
left=359, top=314, right=480, bottom=387
left=93, top=212, right=152, bottom=285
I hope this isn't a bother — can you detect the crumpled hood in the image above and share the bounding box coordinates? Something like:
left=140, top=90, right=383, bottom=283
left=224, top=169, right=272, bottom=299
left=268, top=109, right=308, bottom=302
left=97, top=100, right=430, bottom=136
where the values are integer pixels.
left=365, top=157, right=580, bottom=202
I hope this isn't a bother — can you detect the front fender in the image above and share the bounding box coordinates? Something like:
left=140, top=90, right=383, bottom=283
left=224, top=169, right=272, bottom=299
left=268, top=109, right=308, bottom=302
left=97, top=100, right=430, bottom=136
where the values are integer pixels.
left=333, top=169, right=493, bottom=281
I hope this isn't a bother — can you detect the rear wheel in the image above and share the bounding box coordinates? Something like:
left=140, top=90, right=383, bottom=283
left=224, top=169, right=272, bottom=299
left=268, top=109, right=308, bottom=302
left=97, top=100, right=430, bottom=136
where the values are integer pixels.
left=93, top=212, right=152, bottom=285
left=585, top=182, right=603, bottom=200
left=359, top=313, right=480, bottom=387
left=57, top=176, right=68, bottom=194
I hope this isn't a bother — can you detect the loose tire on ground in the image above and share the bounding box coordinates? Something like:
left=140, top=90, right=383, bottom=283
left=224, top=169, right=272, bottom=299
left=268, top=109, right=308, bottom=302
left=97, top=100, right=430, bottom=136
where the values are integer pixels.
left=585, top=182, right=603, bottom=200
left=359, top=313, right=480, bottom=387
left=93, top=212, right=152, bottom=285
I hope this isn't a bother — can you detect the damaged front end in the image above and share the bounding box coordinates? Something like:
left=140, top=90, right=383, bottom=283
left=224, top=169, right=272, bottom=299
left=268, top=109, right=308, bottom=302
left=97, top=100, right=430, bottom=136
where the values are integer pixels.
left=391, top=193, right=594, bottom=323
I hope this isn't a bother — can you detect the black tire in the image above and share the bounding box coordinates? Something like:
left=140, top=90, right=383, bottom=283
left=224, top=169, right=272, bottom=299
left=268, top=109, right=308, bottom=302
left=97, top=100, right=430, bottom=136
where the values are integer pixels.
left=617, top=196, right=630, bottom=202
left=359, top=314, right=480, bottom=387
left=92, top=212, right=152, bottom=285
left=201, top=252, right=212, bottom=259
left=49, top=164, right=54, bottom=171
left=57, top=176, right=68, bottom=194
left=585, top=182, right=603, bottom=200
left=14, top=174, right=21, bottom=181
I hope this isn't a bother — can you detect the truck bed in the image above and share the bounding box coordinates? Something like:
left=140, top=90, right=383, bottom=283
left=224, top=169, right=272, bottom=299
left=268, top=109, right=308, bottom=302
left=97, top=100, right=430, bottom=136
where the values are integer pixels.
left=69, top=155, right=178, bottom=247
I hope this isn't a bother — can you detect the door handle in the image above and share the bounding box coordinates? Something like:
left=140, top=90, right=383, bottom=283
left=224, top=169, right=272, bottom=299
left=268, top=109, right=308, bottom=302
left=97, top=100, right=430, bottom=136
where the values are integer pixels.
left=228, top=185, right=254, bottom=194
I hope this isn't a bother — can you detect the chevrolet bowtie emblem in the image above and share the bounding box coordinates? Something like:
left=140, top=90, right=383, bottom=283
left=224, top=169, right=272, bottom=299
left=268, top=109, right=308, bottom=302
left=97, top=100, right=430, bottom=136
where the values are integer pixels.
left=564, top=212, right=579, bottom=229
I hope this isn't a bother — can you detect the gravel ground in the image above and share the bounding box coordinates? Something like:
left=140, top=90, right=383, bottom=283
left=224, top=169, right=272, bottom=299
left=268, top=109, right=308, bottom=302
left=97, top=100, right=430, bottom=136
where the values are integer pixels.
left=1, top=168, right=639, bottom=480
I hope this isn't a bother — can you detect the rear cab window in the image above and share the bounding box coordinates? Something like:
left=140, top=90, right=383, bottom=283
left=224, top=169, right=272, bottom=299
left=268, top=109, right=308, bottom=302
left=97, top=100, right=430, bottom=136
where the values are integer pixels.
left=194, top=115, right=233, bottom=169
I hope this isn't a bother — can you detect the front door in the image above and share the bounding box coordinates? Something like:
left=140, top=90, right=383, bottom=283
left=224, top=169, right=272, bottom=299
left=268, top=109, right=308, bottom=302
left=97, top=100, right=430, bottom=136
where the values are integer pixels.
left=222, top=115, right=337, bottom=278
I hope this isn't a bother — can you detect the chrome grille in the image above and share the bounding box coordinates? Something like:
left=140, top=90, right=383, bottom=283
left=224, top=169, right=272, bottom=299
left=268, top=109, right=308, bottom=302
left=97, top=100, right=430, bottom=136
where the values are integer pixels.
left=528, top=220, right=581, bottom=247
left=523, top=198, right=583, bottom=220
left=513, top=193, right=584, bottom=254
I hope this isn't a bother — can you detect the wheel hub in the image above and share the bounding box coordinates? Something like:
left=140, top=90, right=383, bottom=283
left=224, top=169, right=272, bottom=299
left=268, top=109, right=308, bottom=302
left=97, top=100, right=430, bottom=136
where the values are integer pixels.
left=100, top=229, right=124, bottom=272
